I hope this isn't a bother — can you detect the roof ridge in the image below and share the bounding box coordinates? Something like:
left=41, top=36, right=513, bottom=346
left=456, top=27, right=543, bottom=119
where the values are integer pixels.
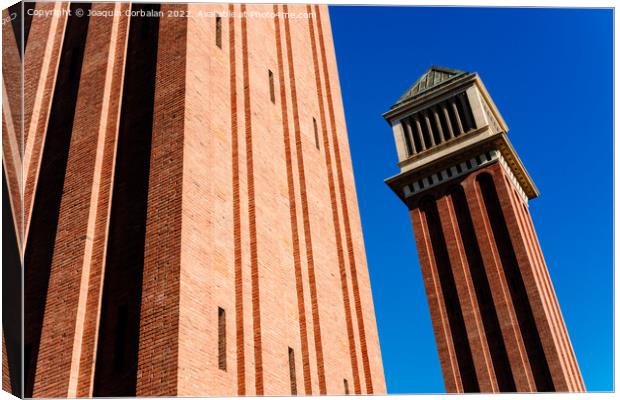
left=393, top=66, right=470, bottom=108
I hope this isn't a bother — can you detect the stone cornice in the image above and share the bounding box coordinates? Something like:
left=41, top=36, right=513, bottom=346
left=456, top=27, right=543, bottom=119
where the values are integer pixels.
left=385, top=133, right=539, bottom=202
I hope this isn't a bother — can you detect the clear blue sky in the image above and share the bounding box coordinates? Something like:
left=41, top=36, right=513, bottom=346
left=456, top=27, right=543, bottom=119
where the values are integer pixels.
left=329, top=6, right=613, bottom=393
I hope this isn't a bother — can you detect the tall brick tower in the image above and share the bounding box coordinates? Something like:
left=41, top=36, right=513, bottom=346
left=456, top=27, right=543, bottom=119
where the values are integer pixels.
left=384, top=66, right=584, bottom=393
left=3, top=2, right=385, bottom=397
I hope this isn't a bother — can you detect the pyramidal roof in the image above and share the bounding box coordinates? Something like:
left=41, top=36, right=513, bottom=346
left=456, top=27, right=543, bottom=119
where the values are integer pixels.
left=393, top=66, right=471, bottom=108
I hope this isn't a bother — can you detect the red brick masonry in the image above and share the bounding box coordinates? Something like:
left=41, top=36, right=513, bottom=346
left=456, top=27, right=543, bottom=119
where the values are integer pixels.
left=4, top=2, right=386, bottom=397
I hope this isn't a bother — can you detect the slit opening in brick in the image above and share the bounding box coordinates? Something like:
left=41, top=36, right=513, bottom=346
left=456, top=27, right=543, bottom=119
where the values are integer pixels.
left=218, top=307, right=227, bottom=371
left=313, top=117, right=320, bottom=150
left=269, top=69, right=276, bottom=103
left=216, top=15, right=222, bottom=48
left=288, top=347, right=297, bottom=395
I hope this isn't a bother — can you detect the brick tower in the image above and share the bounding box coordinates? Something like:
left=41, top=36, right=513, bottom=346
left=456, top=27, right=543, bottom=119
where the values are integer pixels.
left=3, top=2, right=386, bottom=397
left=384, top=66, right=584, bottom=393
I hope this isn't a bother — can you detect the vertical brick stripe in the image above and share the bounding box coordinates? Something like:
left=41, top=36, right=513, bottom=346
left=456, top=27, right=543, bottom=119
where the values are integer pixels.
left=94, top=5, right=160, bottom=395
left=500, top=173, right=581, bottom=390
left=2, top=334, right=9, bottom=393
left=137, top=5, right=186, bottom=395
left=228, top=4, right=245, bottom=396
left=519, top=202, right=584, bottom=390
left=449, top=186, right=516, bottom=392
left=504, top=182, right=574, bottom=388
left=35, top=3, right=118, bottom=394
left=1, top=6, right=24, bottom=263
left=510, top=184, right=583, bottom=390
left=2, top=7, right=23, bottom=159
left=476, top=173, right=554, bottom=391
left=282, top=5, right=327, bottom=393
left=75, top=5, right=130, bottom=396
left=25, top=5, right=91, bottom=395
left=23, top=3, right=68, bottom=241
left=273, top=5, right=312, bottom=394
left=306, top=5, right=361, bottom=394
left=421, top=199, right=479, bottom=392
left=2, top=111, right=21, bottom=254
left=436, top=195, right=497, bottom=392
left=23, top=2, right=62, bottom=149
left=240, top=5, right=264, bottom=394
left=410, top=208, right=463, bottom=392
left=313, top=5, right=373, bottom=393
left=462, top=176, right=536, bottom=392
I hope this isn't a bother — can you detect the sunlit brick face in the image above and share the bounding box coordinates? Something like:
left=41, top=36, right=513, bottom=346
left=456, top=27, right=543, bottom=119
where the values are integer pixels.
left=14, top=3, right=385, bottom=397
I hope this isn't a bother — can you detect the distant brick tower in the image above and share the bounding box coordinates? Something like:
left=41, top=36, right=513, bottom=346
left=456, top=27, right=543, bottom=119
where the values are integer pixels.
left=384, top=66, right=584, bottom=393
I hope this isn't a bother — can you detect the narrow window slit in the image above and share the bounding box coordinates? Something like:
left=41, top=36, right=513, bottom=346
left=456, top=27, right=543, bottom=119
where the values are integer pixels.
left=215, top=15, right=222, bottom=48
left=218, top=307, right=227, bottom=371
left=288, top=347, right=297, bottom=395
left=313, top=117, right=320, bottom=150
left=268, top=69, right=276, bottom=104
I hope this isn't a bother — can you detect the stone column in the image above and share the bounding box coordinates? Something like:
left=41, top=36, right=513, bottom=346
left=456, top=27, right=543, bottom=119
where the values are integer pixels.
left=432, top=106, right=445, bottom=143
left=451, top=100, right=464, bottom=135
left=442, top=104, right=455, bottom=139
left=414, top=115, right=426, bottom=151
left=423, top=111, right=436, bottom=147
left=403, top=118, right=417, bottom=155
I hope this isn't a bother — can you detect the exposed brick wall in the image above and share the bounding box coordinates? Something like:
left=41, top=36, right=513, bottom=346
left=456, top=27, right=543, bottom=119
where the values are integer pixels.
left=22, top=3, right=386, bottom=397
left=2, top=334, right=9, bottom=394
left=32, top=5, right=121, bottom=396
left=2, top=7, right=23, bottom=160
left=305, top=4, right=360, bottom=394
left=136, top=4, right=187, bottom=396
left=408, top=161, right=583, bottom=392
left=23, top=3, right=68, bottom=238
left=75, top=5, right=130, bottom=396
left=315, top=6, right=386, bottom=393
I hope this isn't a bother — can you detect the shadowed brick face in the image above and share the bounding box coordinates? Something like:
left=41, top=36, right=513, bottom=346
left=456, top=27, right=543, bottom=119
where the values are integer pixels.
left=7, top=2, right=386, bottom=397
left=385, top=67, right=585, bottom=393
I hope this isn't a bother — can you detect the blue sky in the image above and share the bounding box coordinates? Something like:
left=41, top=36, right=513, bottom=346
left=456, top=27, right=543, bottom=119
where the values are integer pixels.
left=329, top=6, right=613, bottom=393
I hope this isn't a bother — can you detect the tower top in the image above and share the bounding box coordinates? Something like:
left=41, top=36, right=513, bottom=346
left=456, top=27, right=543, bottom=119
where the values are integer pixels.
left=383, top=66, right=539, bottom=203
left=392, top=66, right=473, bottom=109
